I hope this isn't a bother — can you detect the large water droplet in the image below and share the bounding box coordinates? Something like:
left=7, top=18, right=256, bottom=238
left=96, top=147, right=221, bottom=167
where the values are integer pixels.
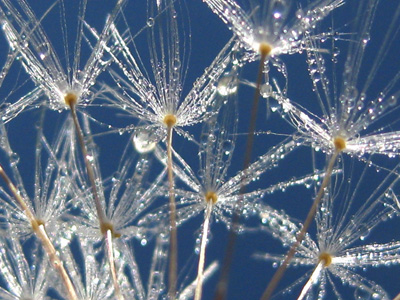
left=217, top=74, right=238, bottom=96
left=133, top=128, right=158, bottom=153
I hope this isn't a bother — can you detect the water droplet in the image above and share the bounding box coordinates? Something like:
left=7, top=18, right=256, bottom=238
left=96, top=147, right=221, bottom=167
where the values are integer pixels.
left=147, top=17, right=155, bottom=27
left=362, top=33, right=370, bottom=45
left=10, top=152, right=20, bottom=166
left=133, top=128, right=158, bottom=153
left=333, top=47, right=340, bottom=57
left=388, top=93, right=398, bottom=107
left=271, top=0, right=287, bottom=20
left=260, top=83, right=272, bottom=98
left=217, top=74, right=238, bottom=96
left=354, top=287, right=372, bottom=300
left=223, top=140, right=233, bottom=155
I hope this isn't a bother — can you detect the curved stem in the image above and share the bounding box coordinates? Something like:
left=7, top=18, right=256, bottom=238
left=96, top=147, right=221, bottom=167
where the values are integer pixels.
left=195, top=201, right=213, bottom=300
left=261, top=151, right=339, bottom=300
left=166, top=124, right=178, bottom=299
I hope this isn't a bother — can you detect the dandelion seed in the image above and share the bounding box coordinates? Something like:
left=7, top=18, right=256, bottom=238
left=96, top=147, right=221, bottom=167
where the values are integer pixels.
left=257, top=162, right=400, bottom=299
left=203, top=0, right=343, bottom=60
left=0, top=118, right=78, bottom=299
left=103, top=1, right=238, bottom=295
left=272, top=0, right=400, bottom=160
left=0, top=0, right=126, bottom=117
left=0, top=235, right=51, bottom=298
left=63, top=113, right=166, bottom=298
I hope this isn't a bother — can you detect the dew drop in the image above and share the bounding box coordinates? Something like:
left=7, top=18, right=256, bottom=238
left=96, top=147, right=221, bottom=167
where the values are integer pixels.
left=217, top=74, right=238, bottom=96
left=271, top=0, right=287, bottom=20
left=222, top=140, right=233, bottom=155
left=147, top=17, right=155, bottom=27
left=133, top=128, right=158, bottom=153
left=260, top=83, right=272, bottom=98
left=388, top=94, right=398, bottom=107
left=354, top=287, right=372, bottom=300
left=10, top=152, right=19, bottom=166
left=38, top=42, right=50, bottom=60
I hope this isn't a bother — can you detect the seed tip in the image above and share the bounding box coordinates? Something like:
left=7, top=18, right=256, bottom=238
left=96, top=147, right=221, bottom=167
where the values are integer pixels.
left=333, top=136, right=346, bottom=151
left=31, top=219, right=45, bottom=232
left=64, top=92, right=78, bottom=107
left=101, top=222, right=121, bottom=239
left=205, top=191, right=218, bottom=205
left=319, top=252, right=333, bottom=267
left=163, top=114, right=177, bottom=127
left=259, top=42, right=272, bottom=57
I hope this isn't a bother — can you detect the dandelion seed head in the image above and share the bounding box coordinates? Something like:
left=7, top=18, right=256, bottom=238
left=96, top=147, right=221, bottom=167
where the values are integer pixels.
left=246, top=28, right=277, bottom=57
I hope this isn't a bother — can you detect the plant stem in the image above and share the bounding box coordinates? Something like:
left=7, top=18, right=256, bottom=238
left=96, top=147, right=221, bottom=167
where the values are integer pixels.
left=214, top=48, right=269, bottom=300
left=69, top=101, right=122, bottom=297
left=298, top=260, right=324, bottom=300
left=69, top=101, right=106, bottom=224
left=260, top=150, right=339, bottom=300
left=195, top=200, right=213, bottom=300
left=166, top=123, right=178, bottom=299
left=106, top=229, right=123, bottom=300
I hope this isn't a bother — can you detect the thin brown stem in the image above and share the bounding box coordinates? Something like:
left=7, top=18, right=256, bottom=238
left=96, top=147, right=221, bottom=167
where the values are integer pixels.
left=260, top=150, right=339, bottom=300
left=214, top=47, right=269, bottom=300
left=166, top=123, right=178, bottom=299
left=68, top=101, right=106, bottom=224
left=68, top=100, right=123, bottom=297
left=0, top=164, right=78, bottom=300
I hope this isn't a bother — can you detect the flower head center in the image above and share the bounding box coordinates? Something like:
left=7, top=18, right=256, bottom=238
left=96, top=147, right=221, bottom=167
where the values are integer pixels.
left=163, top=114, right=177, bottom=128
left=333, top=136, right=346, bottom=152
left=319, top=252, right=333, bottom=267
left=31, top=219, right=45, bottom=232
left=100, top=222, right=121, bottom=239
left=259, top=42, right=272, bottom=57
left=205, top=191, right=218, bottom=205
left=64, top=92, right=78, bottom=107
